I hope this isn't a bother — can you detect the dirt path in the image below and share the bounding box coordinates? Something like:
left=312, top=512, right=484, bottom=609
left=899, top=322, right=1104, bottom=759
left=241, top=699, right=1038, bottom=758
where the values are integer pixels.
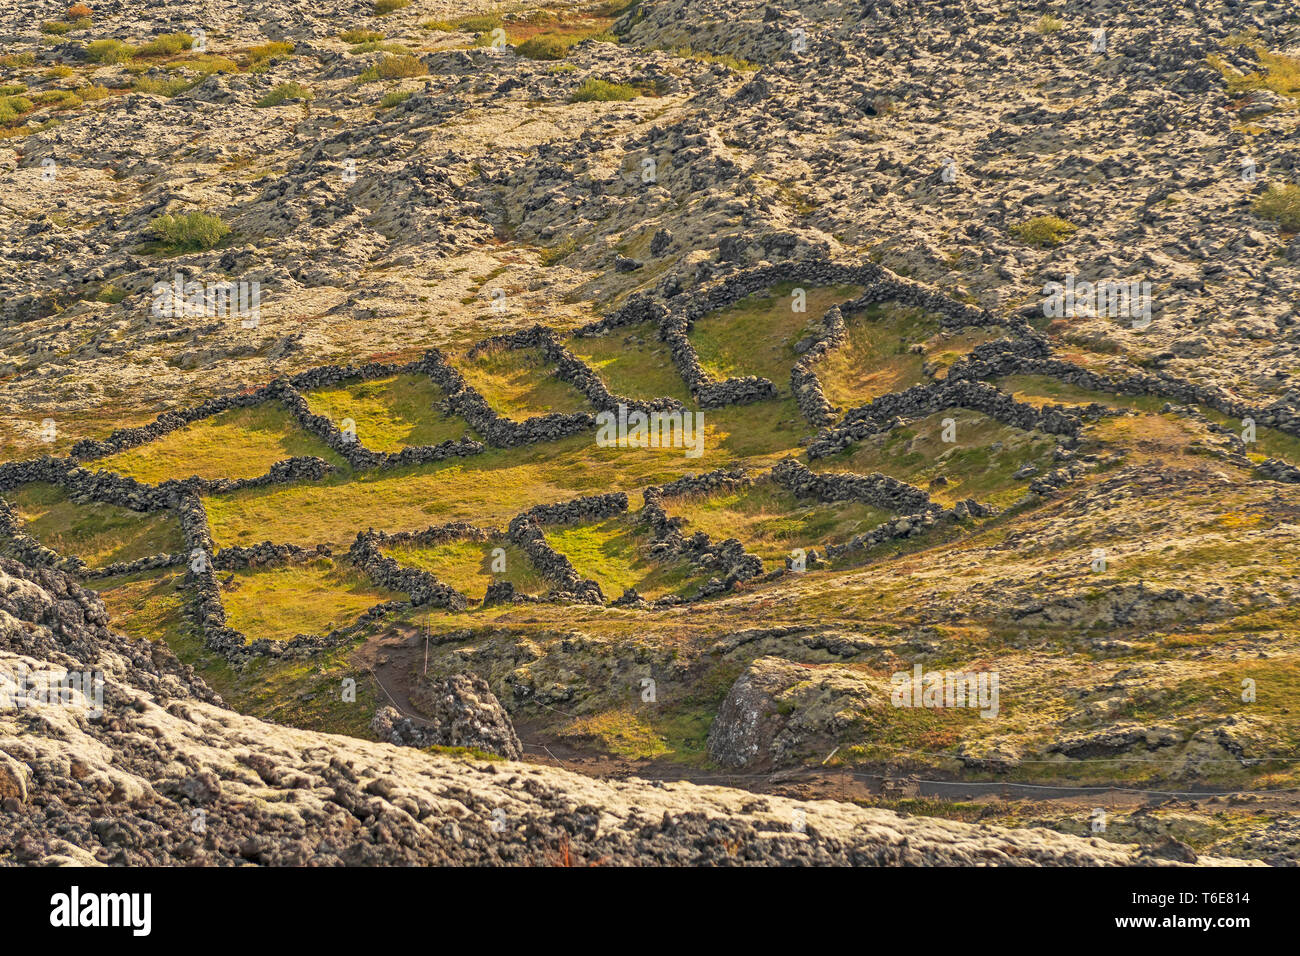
left=352, top=626, right=1300, bottom=820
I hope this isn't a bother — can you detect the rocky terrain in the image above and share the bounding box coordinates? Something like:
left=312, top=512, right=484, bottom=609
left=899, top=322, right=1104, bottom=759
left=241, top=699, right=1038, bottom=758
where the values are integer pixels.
left=2, top=0, right=1299, bottom=867
left=8, top=558, right=1246, bottom=866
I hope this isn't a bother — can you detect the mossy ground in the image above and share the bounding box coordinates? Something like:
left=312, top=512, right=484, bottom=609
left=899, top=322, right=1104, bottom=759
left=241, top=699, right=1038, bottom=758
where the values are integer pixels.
left=454, top=344, right=592, bottom=421
left=565, top=320, right=693, bottom=404
left=995, top=374, right=1168, bottom=414
left=543, top=511, right=708, bottom=599
left=689, top=282, right=863, bottom=389
left=220, top=555, right=404, bottom=642
left=810, top=408, right=1057, bottom=508
left=664, top=476, right=895, bottom=565
left=384, top=537, right=547, bottom=598
left=301, top=373, right=477, bottom=451
left=18, top=280, right=1300, bottom=806
left=92, top=401, right=347, bottom=484
left=3, top=481, right=185, bottom=566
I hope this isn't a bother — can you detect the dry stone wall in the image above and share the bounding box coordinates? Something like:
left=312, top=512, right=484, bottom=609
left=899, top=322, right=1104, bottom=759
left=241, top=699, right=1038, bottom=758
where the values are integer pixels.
left=806, top=380, right=1092, bottom=459
left=632, top=469, right=765, bottom=605
left=950, top=338, right=1300, bottom=438
left=6, top=256, right=1299, bottom=663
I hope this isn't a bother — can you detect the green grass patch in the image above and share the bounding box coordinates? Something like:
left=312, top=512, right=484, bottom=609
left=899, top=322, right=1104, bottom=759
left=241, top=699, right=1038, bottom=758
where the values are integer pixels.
left=384, top=538, right=546, bottom=599
left=1252, top=184, right=1300, bottom=233
left=515, top=36, right=570, bottom=60
left=538, top=235, right=577, bottom=266
left=571, top=78, right=637, bottom=102
left=132, top=75, right=196, bottom=97
left=816, top=301, right=947, bottom=410
left=811, top=408, right=1057, bottom=509
left=455, top=345, right=592, bottom=421
left=995, top=374, right=1167, bottom=413
left=423, top=14, right=502, bottom=33
left=92, top=402, right=346, bottom=485
left=181, top=55, right=240, bottom=75
left=378, top=89, right=413, bottom=108
left=255, top=81, right=314, bottom=107
left=1201, top=406, right=1300, bottom=464
left=566, top=321, right=692, bottom=404
left=373, top=0, right=410, bottom=14
left=0, top=95, right=34, bottom=126
left=246, top=41, right=294, bottom=66
left=665, top=476, right=894, bottom=566
left=1010, top=215, right=1078, bottom=248
left=221, top=556, right=403, bottom=642
left=341, top=29, right=385, bottom=43
left=93, top=569, right=188, bottom=644
left=558, top=708, right=670, bottom=758
left=204, top=430, right=748, bottom=550
left=701, top=398, right=809, bottom=464
left=95, top=283, right=127, bottom=304
left=689, top=282, right=863, bottom=390
left=149, top=210, right=230, bottom=251
left=360, top=52, right=426, bottom=81
left=4, top=482, right=185, bottom=567
left=301, top=373, right=476, bottom=451
left=1211, top=47, right=1300, bottom=104
left=350, top=40, right=414, bottom=54
left=137, top=33, right=195, bottom=57
left=544, top=511, right=706, bottom=599
left=83, top=39, right=134, bottom=64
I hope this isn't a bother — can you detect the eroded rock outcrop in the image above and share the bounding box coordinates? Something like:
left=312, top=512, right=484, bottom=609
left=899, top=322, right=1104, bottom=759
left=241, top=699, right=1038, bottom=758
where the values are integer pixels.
left=372, top=673, right=523, bottom=760
left=0, top=560, right=1253, bottom=866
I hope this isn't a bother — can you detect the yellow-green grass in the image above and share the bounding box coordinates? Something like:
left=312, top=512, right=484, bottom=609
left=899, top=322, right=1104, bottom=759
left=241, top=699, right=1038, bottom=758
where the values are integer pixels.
left=0, top=403, right=167, bottom=465
left=93, top=569, right=188, bottom=644
left=924, top=328, right=1006, bottom=380
left=99, top=569, right=378, bottom=737
left=558, top=708, right=670, bottom=759
left=383, top=538, right=547, bottom=599
left=204, top=406, right=812, bottom=550
left=995, top=374, right=1168, bottom=414
left=664, top=477, right=895, bottom=566
left=454, top=345, right=593, bottom=421
left=1210, top=48, right=1300, bottom=103
left=92, top=402, right=347, bottom=484
left=1009, top=215, right=1078, bottom=248
left=221, top=556, right=403, bottom=642
left=689, top=283, right=863, bottom=389
left=4, top=481, right=185, bottom=567
left=810, top=408, right=1057, bottom=509
left=815, top=303, right=1000, bottom=411
left=1201, top=407, right=1300, bottom=464
left=301, top=373, right=476, bottom=451
left=565, top=321, right=692, bottom=403
left=544, top=512, right=706, bottom=599
left=701, top=397, right=808, bottom=464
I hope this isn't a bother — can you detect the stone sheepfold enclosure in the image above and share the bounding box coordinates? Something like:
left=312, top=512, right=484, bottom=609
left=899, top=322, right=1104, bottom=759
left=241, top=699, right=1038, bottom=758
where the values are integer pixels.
left=2, top=259, right=1297, bottom=664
